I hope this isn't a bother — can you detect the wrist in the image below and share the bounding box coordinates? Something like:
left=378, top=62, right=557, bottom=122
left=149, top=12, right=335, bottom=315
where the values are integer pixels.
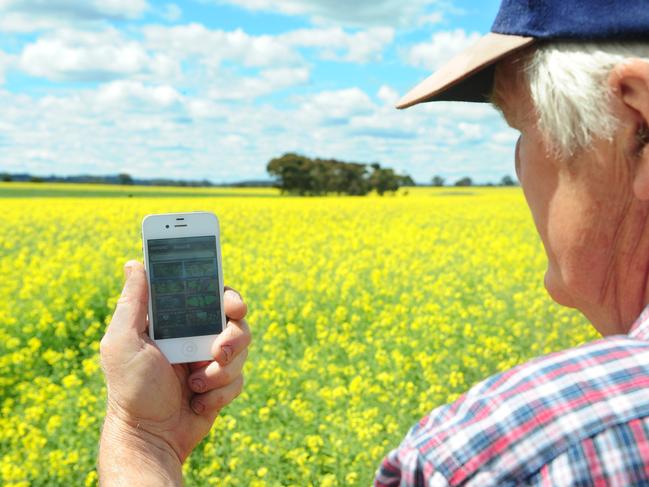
left=99, top=411, right=184, bottom=487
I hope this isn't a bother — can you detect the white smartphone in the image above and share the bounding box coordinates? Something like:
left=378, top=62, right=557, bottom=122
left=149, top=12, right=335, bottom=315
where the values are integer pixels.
left=141, top=211, right=226, bottom=364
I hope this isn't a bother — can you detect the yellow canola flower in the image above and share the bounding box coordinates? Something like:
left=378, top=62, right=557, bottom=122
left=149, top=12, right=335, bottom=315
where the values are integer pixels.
left=0, top=184, right=597, bottom=486
left=62, top=373, right=82, bottom=389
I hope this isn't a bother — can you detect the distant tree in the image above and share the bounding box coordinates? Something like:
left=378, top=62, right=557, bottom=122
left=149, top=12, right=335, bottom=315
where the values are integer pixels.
left=29, top=175, right=43, bottom=183
left=310, top=158, right=336, bottom=195
left=400, top=175, right=415, bottom=186
left=431, top=175, right=445, bottom=187
left=500, top=174, right=516, bottom=186
left=267, top=153, right=410, bottom=196
left=337, top=161, right=369, bottom=196
left=454, top=176, right=473, bottom=187
left=320, top=159, right=341, bottom=195
left=0, top=172, right=11, bottom=182
left=118, top=173, right=133, bottom=185
left=267, top=153, right=315, bottom=195
left=369, top=164, right=400, bottom=196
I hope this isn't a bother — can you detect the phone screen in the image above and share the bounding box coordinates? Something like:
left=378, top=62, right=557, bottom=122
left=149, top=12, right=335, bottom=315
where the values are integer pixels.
left=147, top=235, right=223, bottom=340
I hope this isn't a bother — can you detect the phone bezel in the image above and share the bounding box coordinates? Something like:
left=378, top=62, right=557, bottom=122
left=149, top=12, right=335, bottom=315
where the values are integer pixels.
left=141, top=211, right=225, bottom=364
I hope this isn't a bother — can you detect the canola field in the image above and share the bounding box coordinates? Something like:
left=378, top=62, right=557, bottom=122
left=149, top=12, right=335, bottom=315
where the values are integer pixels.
left=0, top=183, right=597, bottom=486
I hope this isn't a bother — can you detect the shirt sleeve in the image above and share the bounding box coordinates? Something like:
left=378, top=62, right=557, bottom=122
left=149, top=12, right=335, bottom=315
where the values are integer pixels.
left=374, top=443, right=448, bottom=487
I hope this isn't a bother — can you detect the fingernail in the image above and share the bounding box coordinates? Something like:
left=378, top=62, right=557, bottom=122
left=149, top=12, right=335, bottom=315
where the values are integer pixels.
left=191, top=379, right=205, bottom=392
left=192, top=400, right=205, bottom=414
left=124, top=264, right=133, bottom=279
left=226, top=289, right=243, bottom=302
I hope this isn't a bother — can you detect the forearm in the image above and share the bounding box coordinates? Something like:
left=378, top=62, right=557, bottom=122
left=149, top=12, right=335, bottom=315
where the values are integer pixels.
left=98, top=414, right=184, bottom=487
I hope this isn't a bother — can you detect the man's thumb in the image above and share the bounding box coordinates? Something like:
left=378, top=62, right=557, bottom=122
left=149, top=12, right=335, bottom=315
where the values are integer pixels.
left=109, top=260, right=149, bottom=334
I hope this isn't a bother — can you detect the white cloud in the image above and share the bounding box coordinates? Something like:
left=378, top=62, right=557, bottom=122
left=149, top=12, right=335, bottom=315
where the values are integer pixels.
left=295, top=88, right=375, bottom=125
left=161, top=3, right=181, bottom=21
left=143, top=23, right=301, bottom=68
left=208, top=67, right=310, bottom=100
left=94, top=80, right=182, bottom=110
left=0, top=50, right=13, bottom=84
left=143, top=24, right=393, bottom=68
left=19, top=28, right=177, bottom=82
left=348, top=112, right=420, bottom=140
left=377, top=85, right=400, bottom=105
left=420, top=100, right=497, bottom=121
left=16, top=23, right=386, bottom=101
left=214, top=0, right=444, bottom=28
left=281, top=27, right=394, bottom=63
left=0, top=0, right=149, bottom=32
left=343, top=27, right=394, bottom=62
left=405, top=28, right=481, bottom=72
left=133, top=24, right=394, bottom=101
left=491, top=129, right=519, bottom=145
left=457, top=122, right=483, bottom=140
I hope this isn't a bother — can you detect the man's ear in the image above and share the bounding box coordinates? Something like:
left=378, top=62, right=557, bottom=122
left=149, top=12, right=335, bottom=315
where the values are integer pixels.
left=609, top=59, right=649, bottom=200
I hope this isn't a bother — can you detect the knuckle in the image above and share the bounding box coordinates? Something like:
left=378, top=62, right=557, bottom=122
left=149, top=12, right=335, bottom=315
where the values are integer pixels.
left=219, top=325, right=234, bottom=344
left=192, top=399, right=205, bottom=414
left=191, top=377, right=206, bottom=393
left=220, top=344, right=234, bottom=364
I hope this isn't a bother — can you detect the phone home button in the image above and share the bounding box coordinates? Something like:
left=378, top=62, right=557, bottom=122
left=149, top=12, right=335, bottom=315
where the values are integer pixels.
left=182, top=341, right=197, bottom=355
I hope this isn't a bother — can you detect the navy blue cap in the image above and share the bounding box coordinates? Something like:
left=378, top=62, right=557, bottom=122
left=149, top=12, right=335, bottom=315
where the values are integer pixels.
left=397, top=0, right=649, bottom=109
left=492, top=0, right=649, bottom=40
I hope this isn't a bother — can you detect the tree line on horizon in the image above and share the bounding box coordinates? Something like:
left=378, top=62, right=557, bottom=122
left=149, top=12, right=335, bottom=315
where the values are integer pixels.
left=431, top=174, right=517, bottom=187
left=266, top=153, right=415, bottom=196
left=0, top=168, right=517, bottom=189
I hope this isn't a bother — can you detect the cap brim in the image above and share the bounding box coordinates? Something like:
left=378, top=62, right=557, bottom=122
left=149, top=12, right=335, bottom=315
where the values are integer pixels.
left=396, top=32, right=535, bottom=109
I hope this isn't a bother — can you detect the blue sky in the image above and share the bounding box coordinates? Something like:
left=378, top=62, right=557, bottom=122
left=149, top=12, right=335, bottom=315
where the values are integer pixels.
left=0, top=0, right=518, bottom=184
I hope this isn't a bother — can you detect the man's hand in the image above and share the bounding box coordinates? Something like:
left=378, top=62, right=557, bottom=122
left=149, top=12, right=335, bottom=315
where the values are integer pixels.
left=98, top=260, right=251, bottom=485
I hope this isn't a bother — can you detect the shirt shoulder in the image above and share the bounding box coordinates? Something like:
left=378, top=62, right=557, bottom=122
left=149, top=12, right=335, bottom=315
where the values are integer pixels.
left=375, top=334, right=649, bottom=486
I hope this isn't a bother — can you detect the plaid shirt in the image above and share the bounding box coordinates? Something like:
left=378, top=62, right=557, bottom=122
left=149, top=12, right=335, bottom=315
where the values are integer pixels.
left=375, top=306, right=649, bottom=486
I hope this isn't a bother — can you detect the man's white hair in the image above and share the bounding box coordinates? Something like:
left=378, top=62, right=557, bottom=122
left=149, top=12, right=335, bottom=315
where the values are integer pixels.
left=511, top=42, right=649, bottom=158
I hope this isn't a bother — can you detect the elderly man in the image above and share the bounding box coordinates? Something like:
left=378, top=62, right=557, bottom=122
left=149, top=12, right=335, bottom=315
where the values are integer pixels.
left=375, top=0, right=649, bottom=485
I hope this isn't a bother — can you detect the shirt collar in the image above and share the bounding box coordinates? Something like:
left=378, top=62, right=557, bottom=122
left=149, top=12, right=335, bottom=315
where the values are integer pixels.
left=628, top=304, right=649, bottom=340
